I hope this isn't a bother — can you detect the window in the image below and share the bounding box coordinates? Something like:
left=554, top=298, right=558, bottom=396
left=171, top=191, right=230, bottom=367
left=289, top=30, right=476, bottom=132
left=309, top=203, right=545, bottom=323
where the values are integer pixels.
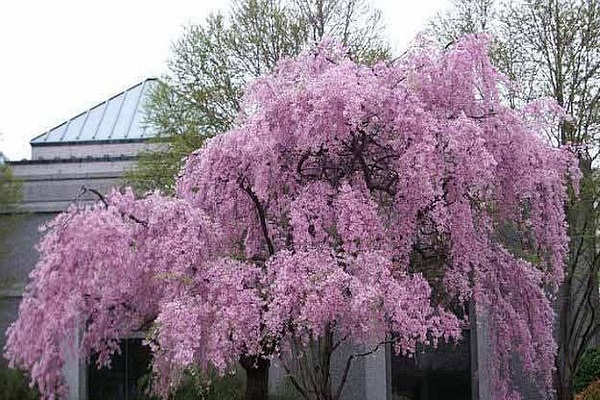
left=87, top=339, right=152, bottom=400
left=391, top=331, right=472, bottom=400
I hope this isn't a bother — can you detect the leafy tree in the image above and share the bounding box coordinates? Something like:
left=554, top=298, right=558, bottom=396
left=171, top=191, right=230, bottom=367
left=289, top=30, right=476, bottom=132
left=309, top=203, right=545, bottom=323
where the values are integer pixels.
left=126, top=0, right=390, bottom=194
left=5, top=37, right=578, bottom=400
left=430, top=1, right=600, bottom=398
left=0, top=156, right=22, bottom=256
left=0, top=161, right=22, bottom=213
left=429, top=0, right=497, bottom=44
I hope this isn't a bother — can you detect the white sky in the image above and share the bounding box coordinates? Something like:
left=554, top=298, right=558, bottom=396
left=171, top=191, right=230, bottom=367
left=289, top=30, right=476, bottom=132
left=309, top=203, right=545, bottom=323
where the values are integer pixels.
left=0, top=0, right=449, bottom=161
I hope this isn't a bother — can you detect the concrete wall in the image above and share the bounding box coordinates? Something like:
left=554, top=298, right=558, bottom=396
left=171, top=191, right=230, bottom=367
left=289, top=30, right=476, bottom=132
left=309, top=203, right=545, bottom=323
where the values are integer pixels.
left=475, top=308, right=492, bottom=400
left=11, top=159, right=134, bottom=178
left=31, top=141, right=164, bottom=161
left=269, top=341, right=390, bottom=400
left=8, top=158, right=134, bottom=213
left=0, top=213, right=56, bottom=291
left=0, top=297, right=21, bottom=363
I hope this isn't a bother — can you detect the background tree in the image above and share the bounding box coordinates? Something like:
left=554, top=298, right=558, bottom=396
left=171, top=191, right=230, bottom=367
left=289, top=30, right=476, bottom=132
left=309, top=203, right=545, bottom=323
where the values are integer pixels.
left=6, top=37, right=578, bottom=400
left=0, top=154, right=22, bottom=210
left=429, top=0, right=497, bottom=44
left=429, top=1, right=600, bottom=398
left=0, top=152, right=22, bottom=256
left=126, top=0, right=390, bottom=194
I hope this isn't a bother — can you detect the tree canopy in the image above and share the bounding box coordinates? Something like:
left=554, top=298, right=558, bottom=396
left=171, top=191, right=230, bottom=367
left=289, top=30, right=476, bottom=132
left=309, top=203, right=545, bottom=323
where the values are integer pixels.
left=127, top=0, right=390, bottom=194
left=6, top=37, right=578, bottom=400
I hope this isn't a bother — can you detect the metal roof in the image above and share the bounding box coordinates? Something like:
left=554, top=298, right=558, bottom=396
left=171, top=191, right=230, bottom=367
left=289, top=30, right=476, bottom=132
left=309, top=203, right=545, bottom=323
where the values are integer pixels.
left=31, top=78, right=158, bottom=145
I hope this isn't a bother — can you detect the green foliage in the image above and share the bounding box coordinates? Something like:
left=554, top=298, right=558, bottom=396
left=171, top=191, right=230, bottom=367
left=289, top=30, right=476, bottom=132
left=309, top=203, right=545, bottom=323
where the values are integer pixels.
left=126, top=0, right=390, bottom=193
left=0, top=367, right=38, bottom=400
left=0, top=163, right=22, bottom=256
left=575, top=347, right=600, bottom=394
left=172, top=371, right=244, bottom=400
left=137, top=368, right=245, bottom=400
left=0, top=164, right=21, bottom=209
left=126, top=129, right=206, bottom=195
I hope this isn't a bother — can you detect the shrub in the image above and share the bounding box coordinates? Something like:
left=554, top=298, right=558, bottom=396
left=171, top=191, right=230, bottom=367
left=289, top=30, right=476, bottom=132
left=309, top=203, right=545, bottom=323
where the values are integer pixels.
left=137, top=367, right=245, bottom=400
left=172, top=371, right=244, bottom=400
left=0, top=367, right=38, bottom=400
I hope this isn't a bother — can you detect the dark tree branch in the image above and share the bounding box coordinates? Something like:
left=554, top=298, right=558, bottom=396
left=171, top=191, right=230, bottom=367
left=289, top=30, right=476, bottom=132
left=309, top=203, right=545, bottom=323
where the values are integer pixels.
left=285, top=370, right=311, bottom=400
left=239, top=178, right=275, bottom=256
left=332, top=334, right=350, bottom=352
left=79, top=186, right=108, bottom=208
left=79, top=186, right=148, bottom=227
left=334, top=340, right=393, bottom=400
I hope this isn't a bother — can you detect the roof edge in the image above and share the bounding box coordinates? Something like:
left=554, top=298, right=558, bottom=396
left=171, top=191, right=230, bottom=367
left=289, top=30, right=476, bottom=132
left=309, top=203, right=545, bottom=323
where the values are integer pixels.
left=31, top=138, right=154, bottom=147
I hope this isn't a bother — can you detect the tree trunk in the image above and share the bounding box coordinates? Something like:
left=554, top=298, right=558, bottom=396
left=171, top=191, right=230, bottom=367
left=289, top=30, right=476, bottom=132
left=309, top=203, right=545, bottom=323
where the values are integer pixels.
left=240, top=355, right=270, bottom=400
left=555, top=280, right=574, bottom=400
left=556, top=373, right=574, bottom=400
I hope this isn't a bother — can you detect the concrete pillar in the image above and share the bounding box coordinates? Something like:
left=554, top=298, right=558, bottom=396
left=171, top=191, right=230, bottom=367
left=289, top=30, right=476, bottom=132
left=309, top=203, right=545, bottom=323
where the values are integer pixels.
left=364, top=342, right=391, bottom=400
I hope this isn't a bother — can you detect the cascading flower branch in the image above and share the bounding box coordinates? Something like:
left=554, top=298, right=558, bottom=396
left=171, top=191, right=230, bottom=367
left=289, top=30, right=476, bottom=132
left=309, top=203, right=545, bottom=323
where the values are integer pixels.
left=6, top=35, right=578, bottom=400
left=4, top=190, right=244, bottom=399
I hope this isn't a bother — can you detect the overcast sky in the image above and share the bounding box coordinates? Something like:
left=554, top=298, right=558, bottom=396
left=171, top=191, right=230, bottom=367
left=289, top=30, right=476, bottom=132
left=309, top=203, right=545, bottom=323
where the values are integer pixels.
left=0, top=0, right=449, bottom=161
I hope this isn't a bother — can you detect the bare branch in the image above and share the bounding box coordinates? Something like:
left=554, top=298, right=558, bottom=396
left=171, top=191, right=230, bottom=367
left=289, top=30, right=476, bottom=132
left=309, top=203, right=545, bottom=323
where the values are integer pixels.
left=78, top=186, right=148, bottom=227
left=79, top=186, right=108, bottom=208
left=334, top=340, right=393, bottom=400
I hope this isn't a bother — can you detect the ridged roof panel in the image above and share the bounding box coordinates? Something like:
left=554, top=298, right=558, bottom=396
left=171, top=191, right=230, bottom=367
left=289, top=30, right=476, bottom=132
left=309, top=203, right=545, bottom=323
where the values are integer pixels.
left=31, top=79, right=158, bottom=145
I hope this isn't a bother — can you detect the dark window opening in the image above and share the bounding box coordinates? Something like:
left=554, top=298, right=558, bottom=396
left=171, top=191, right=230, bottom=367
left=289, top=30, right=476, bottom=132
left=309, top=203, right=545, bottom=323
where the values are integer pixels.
left=392, top=331, right=472, bottom=400
left=88, top=339, right=152, bottom=400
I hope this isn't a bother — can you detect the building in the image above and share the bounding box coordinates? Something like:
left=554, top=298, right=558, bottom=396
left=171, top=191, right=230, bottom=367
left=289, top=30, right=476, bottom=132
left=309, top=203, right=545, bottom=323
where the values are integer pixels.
left=0, top=79, right=160, bottom=399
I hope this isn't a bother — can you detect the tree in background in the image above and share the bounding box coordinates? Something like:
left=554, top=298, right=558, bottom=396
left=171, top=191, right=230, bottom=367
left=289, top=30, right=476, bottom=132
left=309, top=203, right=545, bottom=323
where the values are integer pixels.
left=0, top=154, right=22, bottom=255
left=0, top=153, right=21, bottom=208
left=0, top=162, right=21, bottom=208
left=429, top=0, right=497, bottom=43
left=6, top=37, right=578, bottom=400
left=429, top=1, right=600, bottom=398
left=126, top=0, right=390, bottom=194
